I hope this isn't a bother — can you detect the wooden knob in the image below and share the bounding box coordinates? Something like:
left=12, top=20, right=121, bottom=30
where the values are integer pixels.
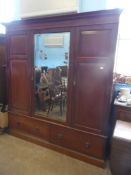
left=85, top=142, right=90, bottom=148
left=16, top=121, right=21, bottom=127
left=34, top=127, right=40, bottom=134
left=57, top=133, right=64, bottom=139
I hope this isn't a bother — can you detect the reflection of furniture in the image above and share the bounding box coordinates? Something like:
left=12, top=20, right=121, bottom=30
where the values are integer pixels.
left=34, top=70, right=41, bottom=109
left=48, top=85, right=67, bottom=115
left=38, top=87, right=50, bottom=111
left=60, top=66, right=67, bottom=77
left=110, top=120, right=131, bottom=175
left=7, top=9, right=121, bottom=167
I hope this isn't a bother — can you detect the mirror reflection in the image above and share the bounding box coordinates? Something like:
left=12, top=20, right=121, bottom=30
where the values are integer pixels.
left=34, top=32, right=70, bottom=121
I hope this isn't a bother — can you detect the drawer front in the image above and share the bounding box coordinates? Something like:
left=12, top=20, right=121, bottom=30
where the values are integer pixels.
left=114, top=106, right=131, bottom=122
left=50, top=125, right=105, bottom=159
left=9, top=114, right=25, bottom=131
left=9, top=113, right=49, bottom=140
left=118, top=109, right=131, bottom=122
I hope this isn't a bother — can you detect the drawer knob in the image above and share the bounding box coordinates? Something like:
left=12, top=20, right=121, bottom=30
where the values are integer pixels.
left=57, top=133, right=64, bottom=139
left=85, top=142, right=91, bottom=148
left=16, top=121, right=21, bottom=127
left=34, top=127, right=40, bottom=134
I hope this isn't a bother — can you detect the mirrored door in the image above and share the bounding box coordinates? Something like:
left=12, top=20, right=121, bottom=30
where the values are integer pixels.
left=34, top=32, right=70, bottom=122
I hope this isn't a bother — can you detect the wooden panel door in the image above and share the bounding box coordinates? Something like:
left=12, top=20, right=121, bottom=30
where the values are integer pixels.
left=8, top=33, right=31, bottom=114
left=9, top=60, right=31, bottom=114
left=9, top=35, right=29, bottom=55
left=73, top=61, right=109, bottom=134
left=72, top=25, right=118, bottom=134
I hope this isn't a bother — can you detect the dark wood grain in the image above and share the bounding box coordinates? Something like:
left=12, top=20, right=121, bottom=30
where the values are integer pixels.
left=0, top=36, right=6, bottom=104
left=9, top=34, right=29, bottom=56
left=73, top=62, right=109, bottom=134
left=8, top=129, right=105, bottom=168
left=50, top=124, right=105, bottom=159
left=9, top=59, right=31, bottom=114
left=110, top=120, right=131, bottom=175
left=9, top=113, right=50, bottom=140
left=8, top=112, right=106, bottom=168
left=114, top=105, right=131, bottom=122
left=6, top=9, right=121, bottom=167
left=78, top=29, right=112, bottom=58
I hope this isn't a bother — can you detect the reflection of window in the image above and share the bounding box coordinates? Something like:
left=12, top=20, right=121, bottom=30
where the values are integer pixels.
left=44, top=35, right=64, bottom=47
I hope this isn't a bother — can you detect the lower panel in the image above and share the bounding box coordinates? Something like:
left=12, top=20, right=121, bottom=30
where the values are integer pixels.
left=50, top=124, right=105, bottom=159
left=8, top=112, right=106, bottom=168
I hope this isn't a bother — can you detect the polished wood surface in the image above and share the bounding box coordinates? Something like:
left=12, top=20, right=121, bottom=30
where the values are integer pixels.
left=8, top=112, right=106, bottom=168
left=50, top=124, right=105, bottom=159
left=8, top=33, right=31, bottom=114
left=110, top=120, right=131, bottom=175
left=9, top=113, right=50, bottom=140
left=78, top=29, right=112, bottom=58
left=114, top=104, right=131, bottom=122
left=9, top=60, right=31, bottom=114
left=6, top=9, right=122, bottom=32
left=9, top=34, right=29, bottom=56
left=73, top=62, right=108, bottom=134
left=8, top=128, right=105, bottom=168
left=6, top=9, right=121, bottom=167
left=72, top=25, right=117, bottom=134
left=0, top=36, right=6, bottom=104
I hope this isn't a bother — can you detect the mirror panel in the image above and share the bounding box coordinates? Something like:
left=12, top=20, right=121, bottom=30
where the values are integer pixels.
left=34, top=32, right=70, bottom=122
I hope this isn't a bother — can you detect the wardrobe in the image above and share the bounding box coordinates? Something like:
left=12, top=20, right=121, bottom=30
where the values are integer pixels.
left=6, top=9, right=121, bottom=167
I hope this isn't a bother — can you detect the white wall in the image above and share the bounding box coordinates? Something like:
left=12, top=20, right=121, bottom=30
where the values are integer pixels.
left=78, top=0, right=107, bottom=12
left=20, top=0, right=78, bottom=18
left=19, top=0, right=108, bottom=19
left=0, top=0, right=108, bottom=22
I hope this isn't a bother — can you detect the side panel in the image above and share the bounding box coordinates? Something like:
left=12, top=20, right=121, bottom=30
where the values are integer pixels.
left=9, top=60, right=31, bottom=113
left=72, top=25, right=118, bottom=134
left=8, top=33, right=31, bottom=114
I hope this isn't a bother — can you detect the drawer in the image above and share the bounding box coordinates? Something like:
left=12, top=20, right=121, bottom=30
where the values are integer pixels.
left=115, top=106, right=131, bottom=122
left=9, top=114, right=25, bottom=131
left=50, top=125, right=105, bottom=159
left=118, top=110, right=131, bottom=122
left=9, top=113, right=49, bottom=141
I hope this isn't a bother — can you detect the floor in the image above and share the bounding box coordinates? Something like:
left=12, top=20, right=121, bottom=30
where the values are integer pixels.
left=0, top=134, right=112, bottom=175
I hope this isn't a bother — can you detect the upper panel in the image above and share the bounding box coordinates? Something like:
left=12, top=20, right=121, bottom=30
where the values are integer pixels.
left=10, top=35, right=27, bottom=55
left=8, top=34, right=30, bottom=58
left=79, top=30, right=112, bottom=58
